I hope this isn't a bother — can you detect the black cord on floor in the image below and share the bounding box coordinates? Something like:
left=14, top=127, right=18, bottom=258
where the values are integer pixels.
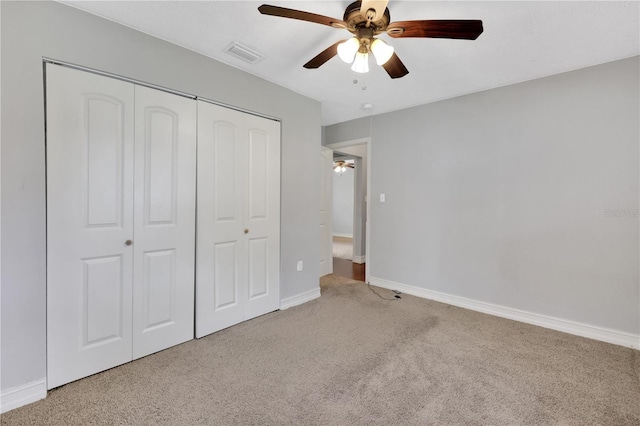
left=367, top=282, right=401, bottom=301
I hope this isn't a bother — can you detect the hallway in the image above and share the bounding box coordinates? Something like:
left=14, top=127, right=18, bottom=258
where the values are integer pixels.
left=332, top=257, right=365, bottom=282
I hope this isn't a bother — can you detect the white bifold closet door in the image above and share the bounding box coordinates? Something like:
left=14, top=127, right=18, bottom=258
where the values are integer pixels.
left=46, top=64, right=196, bottom=389
left=131, top=85, right=196, bottom=359
left=196, top=101, right=280, bottom=338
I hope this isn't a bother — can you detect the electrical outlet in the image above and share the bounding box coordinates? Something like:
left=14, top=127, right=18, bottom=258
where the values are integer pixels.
left=296, top=261, right=303, bottom=271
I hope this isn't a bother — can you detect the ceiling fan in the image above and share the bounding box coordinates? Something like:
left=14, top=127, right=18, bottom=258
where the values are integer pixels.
left=333, top=160, right=355, bottom=173
left=258, top=0, right=483, bottom=79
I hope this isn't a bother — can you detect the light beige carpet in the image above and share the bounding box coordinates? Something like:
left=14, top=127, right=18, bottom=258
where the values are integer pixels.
left=2, top=275, right=639, bottom=425
left=333, top=236, right=353, bottom=260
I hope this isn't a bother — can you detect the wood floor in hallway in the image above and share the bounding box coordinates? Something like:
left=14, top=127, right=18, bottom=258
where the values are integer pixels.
left=332, top=257, right=365, bottom=282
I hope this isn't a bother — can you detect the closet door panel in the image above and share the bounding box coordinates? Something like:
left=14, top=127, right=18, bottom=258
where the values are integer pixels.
left=46, top=64, right=135, bottom=389
left=248, top=238, right=268, bottom=298
left=244, top=116, right=280, bottom=320
left=132, top=86, right=196, bottom=359
left=196, top=102, right=246, bottom=338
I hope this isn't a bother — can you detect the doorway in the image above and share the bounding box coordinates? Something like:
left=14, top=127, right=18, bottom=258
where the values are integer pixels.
left=326, top=138, right=370, bottom=283
left=331, top=153, right=364, bottom=281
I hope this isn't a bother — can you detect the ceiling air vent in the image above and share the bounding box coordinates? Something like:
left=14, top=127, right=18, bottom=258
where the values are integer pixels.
left=224, top=42, right=264, bottom=64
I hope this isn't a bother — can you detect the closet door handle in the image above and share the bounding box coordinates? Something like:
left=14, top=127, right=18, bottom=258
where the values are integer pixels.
left=244, top=229, right=249, bottom=234
left=125, top=240, right=133, bottom=246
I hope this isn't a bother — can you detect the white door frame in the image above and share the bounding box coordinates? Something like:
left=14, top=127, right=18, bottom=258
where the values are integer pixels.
left=326, top=137, right=371, bottom=283
left=320, top=146, right=334, bottom=277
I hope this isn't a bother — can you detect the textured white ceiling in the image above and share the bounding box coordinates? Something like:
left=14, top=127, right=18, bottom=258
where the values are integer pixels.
left=62, top=1, right=639, bottom=125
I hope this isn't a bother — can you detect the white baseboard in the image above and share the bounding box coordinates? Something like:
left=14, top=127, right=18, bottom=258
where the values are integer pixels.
left=280, top=287, right=321, bottom=310
left=353, top=255, right=366, bottom=264
left=369, top=277, right=640, bottom=350
left=332, top=233, right=353, bottom=238
left=0, top=378, right=47, bottom=414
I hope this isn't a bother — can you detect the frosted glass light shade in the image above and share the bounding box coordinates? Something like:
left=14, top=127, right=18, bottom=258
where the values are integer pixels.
left=337, top=38, right=360, bottom=63
left=371, top=39, right=394, bottom=65
left=351, top=52, right=369, bottom=73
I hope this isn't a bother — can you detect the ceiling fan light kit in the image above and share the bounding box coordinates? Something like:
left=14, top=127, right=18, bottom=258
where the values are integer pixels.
left=370, top=39, right=394, bottom=65
left=351, top=52, right=370, bottom=73
left=337, top=37, right=360, bottom=63
left=258, top=1, right=483, bottom=79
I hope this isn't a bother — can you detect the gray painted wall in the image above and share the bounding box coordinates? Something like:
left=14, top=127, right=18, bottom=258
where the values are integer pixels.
left=325, top=57, right=640, bottom=335
left=1, top=1, right=320, bottom=392
left=324, top=117, right=371, bottom=147
left=333, top=167, right=355, bottom=237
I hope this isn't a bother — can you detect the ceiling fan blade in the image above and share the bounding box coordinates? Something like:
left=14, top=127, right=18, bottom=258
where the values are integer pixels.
left=303, top=40, right=345, bottom=69
left=387, top=20, right=484, bottom=40
left=360, top=0, right=389, bottom=21
left=382, top=53, right=409, bottom=79
left=258, top=4, right=346, bottom=29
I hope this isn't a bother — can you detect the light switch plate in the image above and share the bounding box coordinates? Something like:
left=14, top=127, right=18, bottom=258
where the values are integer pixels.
left=380, top=193, right=386, bottom=203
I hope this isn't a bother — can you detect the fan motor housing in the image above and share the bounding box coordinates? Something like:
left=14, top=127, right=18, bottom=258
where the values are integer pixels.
left=343, top=1, right=390, bottom=35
